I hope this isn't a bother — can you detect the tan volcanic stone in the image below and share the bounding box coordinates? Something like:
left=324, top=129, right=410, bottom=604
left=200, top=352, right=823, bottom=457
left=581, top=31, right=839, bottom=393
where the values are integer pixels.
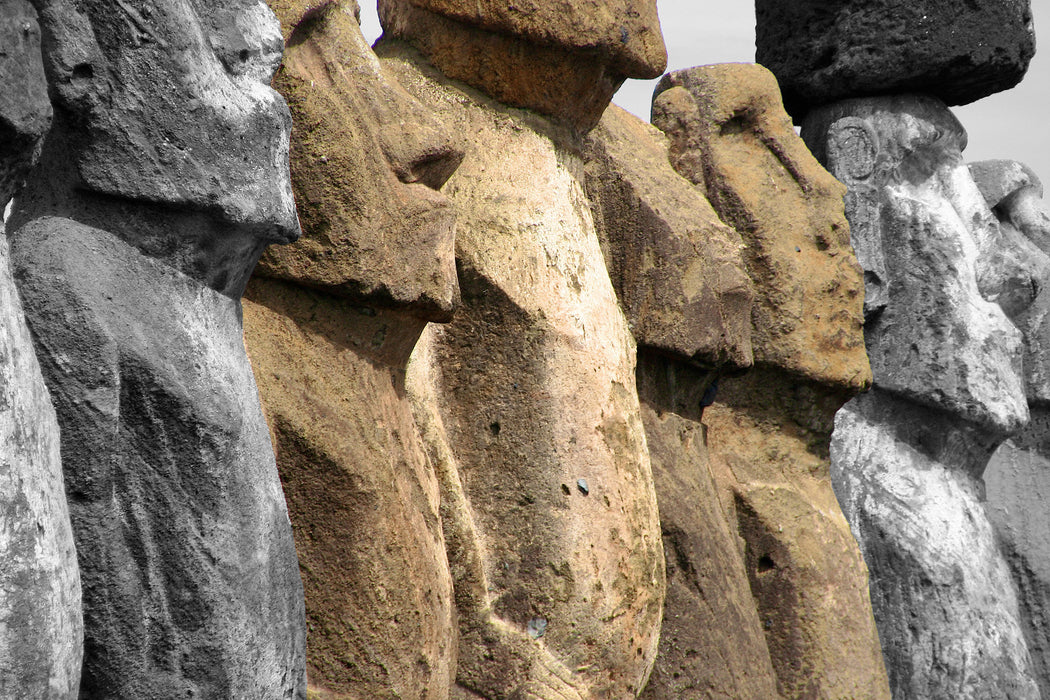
left=381, top=42, right=665, bottom=699
left=584, top=104, right=753, bottom=372
left=245, top=3, right=462, bottom=696
left=377, top=0, right=665, bottom=131
left=653, top=64, right=870, bottom=393
left=256, top=1, right=461, bottom=320
left=650, top=63, right=886, bottom=699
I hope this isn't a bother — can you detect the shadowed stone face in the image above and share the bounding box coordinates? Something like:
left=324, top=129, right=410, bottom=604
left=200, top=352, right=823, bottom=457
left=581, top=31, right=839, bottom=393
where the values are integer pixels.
left=30, top=0, right=298, bottom=240
left=377, top=0, right=666, bottom=130
left=804, top=96, right=1029, bottom=435
left=255, top=0, right=462, bottom=319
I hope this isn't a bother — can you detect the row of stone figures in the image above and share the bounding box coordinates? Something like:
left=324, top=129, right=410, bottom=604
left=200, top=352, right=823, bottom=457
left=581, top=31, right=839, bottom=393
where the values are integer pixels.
left=0, top=0, right=1047, bottom=699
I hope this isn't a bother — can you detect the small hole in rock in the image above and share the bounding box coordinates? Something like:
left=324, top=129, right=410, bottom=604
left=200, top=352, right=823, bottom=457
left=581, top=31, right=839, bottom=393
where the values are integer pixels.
left=239, top=48, right=250, bottom=62
left=489, top=421, right=501, bottom=436
left=561, top=484, right=571, bottom=496
left=758, top=554, right=776, bottom=573
left=72, top=63, right=93, bottom=81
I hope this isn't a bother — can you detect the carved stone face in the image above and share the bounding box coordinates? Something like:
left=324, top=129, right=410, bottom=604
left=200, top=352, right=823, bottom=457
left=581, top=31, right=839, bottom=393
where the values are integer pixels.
left=32, top=0, right=298, bottom=240
left=255, top=1, right=462, bottom=320
left=652, top=64, right=870, bottom=393
left=803, top=96, right=1031, bottom=434
left=377, top=0, right=666, bottom=130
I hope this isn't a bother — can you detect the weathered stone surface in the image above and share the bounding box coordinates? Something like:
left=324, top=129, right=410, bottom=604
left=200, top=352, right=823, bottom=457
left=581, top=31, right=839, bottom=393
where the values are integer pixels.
left=653, top=64, right=870, bottom=394
left=0, top=5, right=81, bottom=693
left=702, top=369, right=890, bottom=700
left=11, top=1, right=307, bottom=696
left=803, top=96, right=1028, bottom=436
left=0, top=0, right=51, bottom=204
left=377, top=0, right=665, bottom=131
left=243, top=5, right=462, bottom=696
left=755, top=0, right=1036, bottom=118
left=634, top=357, right=783, bottom=700
left=811, top=96, right=1040, bottom=698
left=986, top=416, right=1050, bottom=700
left=638, top=63, right=885, bottom=699
left=22, top=0, right=299, bottom=296
left=382, top=43, right=665, bottom=699
left=584, top=104, right=753, bottom=372
left=256, top=0, right=461, bottom=320
left=244, top=280, right=455, bottom=700
left=834, top=391, right=1039, bottom=700
left=11, top=219, right=306, bottom=698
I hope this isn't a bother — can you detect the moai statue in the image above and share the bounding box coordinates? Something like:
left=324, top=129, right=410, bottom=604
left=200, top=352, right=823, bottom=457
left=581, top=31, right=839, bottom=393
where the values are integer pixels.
left=976, top=161, right=1050, bottom=698
left=0, top=1, right=81, bottom=696
left=756, top=0, right=1040, bottom=695
left=584, top=104, right=784, bottom=698
left=242, top=1, right=463, bottom=696
left=373, top=1, right=669, bottom=697
left=646, top=63, right=888, bottom=700
left=805, top=97, right=1040, bottom=699
left=9, top=0, right=307, bottom=696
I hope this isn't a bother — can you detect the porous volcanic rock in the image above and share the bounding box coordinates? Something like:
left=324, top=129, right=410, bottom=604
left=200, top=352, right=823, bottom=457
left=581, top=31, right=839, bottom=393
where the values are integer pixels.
left=11, top=0, right=307, bottom=695
left=809, top=96, right=1039, bottom=698
left=755, top=0, right=1036, bottom=118
left=377, top=0, right=665, bottom=130
left=381, top=41, right=665, bottom=699
left=584, top=104, right=780, bottom=699
left=649, top=63, right=886, bottom=700
left=256, top=0, right=461, bottom=320
left=0, top=2, right=82, bottom=695
left=653, top=64, right=870, bottom=393
left=244, top=3, right=461, bottom=696
left=979, top=161, right=1050, bottom=699
left=584, top=104, right=753, bottom=372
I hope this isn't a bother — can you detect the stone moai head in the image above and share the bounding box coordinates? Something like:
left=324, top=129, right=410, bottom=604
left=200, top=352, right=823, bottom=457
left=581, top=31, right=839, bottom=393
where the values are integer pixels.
left=377, top=0, right=667, bottom=130
left=255, top=0, right=463, bottom=320
left=803, top=96, right=1031, bottom=434
left=755, top=0, right=1035, bottom=119
left=652, top=64, right=870, bottom=393
left=970, top=160, right=1050, bottom=407
left=1, top=0, right=51, bottom=206
left=29, top=0, right=299, bottom=241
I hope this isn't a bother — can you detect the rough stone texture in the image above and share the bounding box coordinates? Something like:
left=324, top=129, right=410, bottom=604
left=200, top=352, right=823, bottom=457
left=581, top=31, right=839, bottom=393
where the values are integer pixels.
left=243, top=4, right=462, bottom=696
left=634, top=356, right=783, bottom=700
left=980, top=162, right=1050, bottom=700
left=11, top=219, right=306, bottom=699
left=583, top=105, right=779, bottom=699
left=22, top=0, right=299, bottom=296
left=834, top=392, right=1039, bottom=700
left=0, top=0, right=51, bottom=204
left=244, top=280, right=455, bottom=700
left=810, top=97, right=1040, bottom=698
left=639, top=63, right=885, bottom=699
left=11, top=1, right=307, bottom=696
left=702, top=369, right=889, bottom=700
left=0, top=4, right=82, bottom=694
left=653, top=64, right=870, bottom=394
left=584, top=104, right=753, bottom=372
left=803, top=96, right=1029, bottom=436
left=755, top=0, right=1036, bottom=118
left=381, top=43, right=665, bottom=699
left=377, top=0, right=665, bottom=131
left=986, top=418, right=1050, bottom=700
left=256, top=0, right=461, bottom=320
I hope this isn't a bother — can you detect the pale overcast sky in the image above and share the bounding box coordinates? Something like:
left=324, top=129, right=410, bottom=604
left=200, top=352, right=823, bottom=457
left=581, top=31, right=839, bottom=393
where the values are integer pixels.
left=360, top=1, right=1050, bottom=190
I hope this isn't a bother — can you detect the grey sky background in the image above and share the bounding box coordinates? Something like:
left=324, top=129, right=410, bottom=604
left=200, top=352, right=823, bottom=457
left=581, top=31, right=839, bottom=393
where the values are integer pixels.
left=360, top=1, right=1050, bottom=189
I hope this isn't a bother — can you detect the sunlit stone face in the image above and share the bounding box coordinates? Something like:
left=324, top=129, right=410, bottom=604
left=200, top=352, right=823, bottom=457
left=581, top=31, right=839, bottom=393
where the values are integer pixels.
left=34, top=0, right=299, bottom=241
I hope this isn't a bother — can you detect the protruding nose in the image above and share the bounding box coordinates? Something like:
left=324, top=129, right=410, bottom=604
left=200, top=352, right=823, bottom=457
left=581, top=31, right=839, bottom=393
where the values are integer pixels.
left=378, top=97, right=464, bottom=191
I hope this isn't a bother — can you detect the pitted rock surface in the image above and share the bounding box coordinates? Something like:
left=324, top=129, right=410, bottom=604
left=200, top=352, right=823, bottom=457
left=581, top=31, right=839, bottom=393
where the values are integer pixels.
left=585, top=104, right=753, bottom=372
left=377, top=0, right=665, bottom=131
left=756, top=0, right=1036, bottom=118
left=653, top=64, right=870, bottom=394
left=382, top=43, right=665, bottom=699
